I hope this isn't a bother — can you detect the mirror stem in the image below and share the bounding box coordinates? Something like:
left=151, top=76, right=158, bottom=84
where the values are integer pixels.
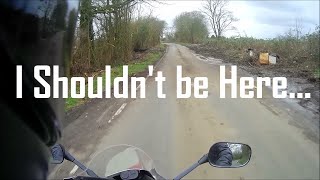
left=64, top=150, right=99, bottom=177
left=198, top=154, right=209, bottom=165
left=173, top=154, right=208, bottom=180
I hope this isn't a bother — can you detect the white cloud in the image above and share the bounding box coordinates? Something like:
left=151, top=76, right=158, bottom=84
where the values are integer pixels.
left=151, top=1, right=203, bottom=26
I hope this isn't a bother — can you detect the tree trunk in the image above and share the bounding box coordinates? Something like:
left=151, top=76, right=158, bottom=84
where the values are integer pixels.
left=79, top=0, right=94, bottom=72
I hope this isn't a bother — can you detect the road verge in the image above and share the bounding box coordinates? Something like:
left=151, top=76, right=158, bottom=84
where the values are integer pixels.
left=64, top=44, right=167, bottom=127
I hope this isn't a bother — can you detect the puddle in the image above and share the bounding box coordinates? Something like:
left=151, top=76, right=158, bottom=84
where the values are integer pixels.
left=193, top=53, right=225, bottom=65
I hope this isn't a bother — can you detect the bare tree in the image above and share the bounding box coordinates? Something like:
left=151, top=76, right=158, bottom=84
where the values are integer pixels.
left=202, top=0, right=238, bottom=37
left=284, top=18, right=304, bottom=40
left=293, top=18, right=303, bottom=40
left=174, top=11, right=209, bottom=43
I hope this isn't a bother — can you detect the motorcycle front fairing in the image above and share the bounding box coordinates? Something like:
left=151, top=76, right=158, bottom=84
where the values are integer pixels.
left=74, top=145, right=161, bottom=179
left=66, top=170, right=154, bottom=180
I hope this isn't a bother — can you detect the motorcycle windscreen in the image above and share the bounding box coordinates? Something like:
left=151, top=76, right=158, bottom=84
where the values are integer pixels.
left=81, top=145, right=155, bottom=177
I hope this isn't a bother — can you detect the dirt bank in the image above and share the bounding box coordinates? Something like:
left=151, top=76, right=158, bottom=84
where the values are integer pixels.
left=186, top=44, right=319, bottom=116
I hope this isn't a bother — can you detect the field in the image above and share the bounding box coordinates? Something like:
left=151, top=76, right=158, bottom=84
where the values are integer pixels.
left=186, top=27, right=319, bottom=114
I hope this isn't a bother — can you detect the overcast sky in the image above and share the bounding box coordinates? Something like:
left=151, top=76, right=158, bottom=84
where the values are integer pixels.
left=143, top=0, right=319, bottom=39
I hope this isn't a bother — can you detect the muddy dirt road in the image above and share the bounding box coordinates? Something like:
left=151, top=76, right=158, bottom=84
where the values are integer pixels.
left=50, top=44, right=319, bottom=179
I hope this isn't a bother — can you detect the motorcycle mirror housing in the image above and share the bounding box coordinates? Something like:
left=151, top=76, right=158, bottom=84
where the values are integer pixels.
left=50, top=144, right=99, bottom=177
left=50, top=144, right=64, bottom=164
left=208, top=142, right=252, bottom=168
left=174, top=142, right=252, bottom=180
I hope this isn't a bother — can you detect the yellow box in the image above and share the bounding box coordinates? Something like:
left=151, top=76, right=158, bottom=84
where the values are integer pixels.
left=259, top=53, right=269, bottom=65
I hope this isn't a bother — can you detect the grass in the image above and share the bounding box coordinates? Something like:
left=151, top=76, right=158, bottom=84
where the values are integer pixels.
left=183, top=26, right=319, bottom=68
left=65, top=44, right=165, bottom=111
left=315, top=68, right=320, bottom=78
left=185, top=26, right=319, bottom=81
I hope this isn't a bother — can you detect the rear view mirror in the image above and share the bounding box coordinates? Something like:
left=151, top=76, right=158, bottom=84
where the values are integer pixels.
left=50, top=144, right=64, bottom=164
left=208, top=142, right=251, bottom=168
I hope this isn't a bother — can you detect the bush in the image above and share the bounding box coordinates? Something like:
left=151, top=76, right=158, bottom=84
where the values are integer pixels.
left=202, top=25, right=319, bottom=72
left=131, top=17, right=165, bottom=51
